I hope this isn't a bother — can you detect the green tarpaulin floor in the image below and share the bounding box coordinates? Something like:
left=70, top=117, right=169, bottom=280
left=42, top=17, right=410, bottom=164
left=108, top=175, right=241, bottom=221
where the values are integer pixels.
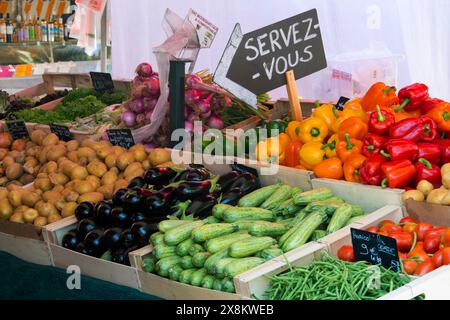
left=0, top=251, right=160, bottom=300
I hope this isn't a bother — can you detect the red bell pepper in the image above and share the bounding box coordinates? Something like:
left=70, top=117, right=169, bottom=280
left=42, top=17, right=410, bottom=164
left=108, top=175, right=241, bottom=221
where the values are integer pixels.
left=362, top=133, right=387, bottom=157
left=381, top=139, right=418, bottom=162
left=435, top=139, right=450, bottom=164
left=389, top=231, right=414, bottom=252
left=381, top=159, right=416, bottom=188
left=368, top=105, right=395, bottom=135
left=389, top=116, right=438, bottom=142
left=417, top=142, right=441, bottom=165
left=359, top=154, right=387, bottom=186
left=396, top=83, right=429, bottom=113
left=415, top=158, right=442, bottom=187
left=422, top=97, right=444, bottom=114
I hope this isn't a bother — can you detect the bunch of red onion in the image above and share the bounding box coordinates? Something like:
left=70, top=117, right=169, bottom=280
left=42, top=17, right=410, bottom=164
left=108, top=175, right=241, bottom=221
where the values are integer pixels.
left=121, top=63, right=160, bottom=128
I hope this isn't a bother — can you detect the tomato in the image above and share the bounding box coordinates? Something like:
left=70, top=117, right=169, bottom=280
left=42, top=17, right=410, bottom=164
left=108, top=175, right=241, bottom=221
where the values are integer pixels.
left=402, top=223, right=418, bottom=234
left=414, top=260, right=435, bottom=276
left=442, top=248, right=450, bottom=266
left=408, top=246, right=431, bottom=264
left=425, top=226, right=447, bottom=239
left=389, top=232, right=414, bottom=253
left=441, top=228, right=450, bottom=248
left=379, top=220, right=395, bottom=228
left=377, top=231, right=389, bottom=237
left=415, top=241, right=424, bottom=250
left=337, top=245, right=355, bottom=262
left=403, top=260, right=418, bottom=275
left=399, top=216, right=418, bottom=224
left=366, top=226, right=378, bottom=234
left=416, top=223, right=433, bottom=242
left=398, top=252, right=408, bottom=260
left=424, top=234, right=441, bottom=254
left=432, top=249, right=444, bottom=268
left=379, top=224, right=402, bottom=234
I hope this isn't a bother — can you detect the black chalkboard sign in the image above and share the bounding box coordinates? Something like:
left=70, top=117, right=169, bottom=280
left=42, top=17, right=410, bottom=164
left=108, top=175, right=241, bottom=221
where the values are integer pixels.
left=107, top=129, right=135, bottom=149
left=335, top=96, right=350, bottom=111
left=90, top=72, right=115, bottom=93
left=6, top=120, right=29, bottom=139
left=50, top=124, right=74, bottom=142
left=226, top=9, right=327, bottom=95
left=351, top=228, right=401, bottom=272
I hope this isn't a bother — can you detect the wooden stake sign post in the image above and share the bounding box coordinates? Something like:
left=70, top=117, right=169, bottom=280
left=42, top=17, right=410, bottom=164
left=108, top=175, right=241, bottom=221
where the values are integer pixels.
left=214, top=9, right=327, bottom=118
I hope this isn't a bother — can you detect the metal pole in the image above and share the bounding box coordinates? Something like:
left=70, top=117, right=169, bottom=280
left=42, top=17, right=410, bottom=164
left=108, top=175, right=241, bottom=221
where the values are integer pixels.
left=168, top=60, right=186, bottom=148
left=100, top=1, right=108, bottom=72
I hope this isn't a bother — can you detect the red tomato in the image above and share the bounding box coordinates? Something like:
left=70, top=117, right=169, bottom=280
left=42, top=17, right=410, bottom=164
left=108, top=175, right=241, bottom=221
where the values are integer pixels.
left=366, top=226, right=378, bottom=234
left=389, top=232, right=414, bottom=253
left=415, top=241, right=424, bottom=250
left=337, top=245, right=355, bottom=262
left=402, top=223, right=418, bottom=234
left=416, top=223, right=433, bottom=242
left=441, top=228, right=450, bottom=247
left=425, top=226, right=447, bottom=239
left=424, top=234, right=441, bottom=254
left=408, top=246, right=431, bottom=264
left=442, top=248, right=450, bottom=266
left=432, top=249, right=444, bottom=268
left=399, top=216, right=418, bottom=224
left=403, top=260, right=419, bottom=275
left=377, top=231, right=389, bottom=237
left=379, top=220, right=395, bottom=228
left=398, top=252, right=408, bottom=260
left=380, top=224, right=402, bottom=234
left=414, top=260, right=435, bottom=276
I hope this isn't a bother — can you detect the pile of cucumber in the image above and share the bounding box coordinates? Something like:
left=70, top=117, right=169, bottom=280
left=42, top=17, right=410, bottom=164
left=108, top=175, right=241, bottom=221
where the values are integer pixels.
left=141, top=184, right=366, bottom=293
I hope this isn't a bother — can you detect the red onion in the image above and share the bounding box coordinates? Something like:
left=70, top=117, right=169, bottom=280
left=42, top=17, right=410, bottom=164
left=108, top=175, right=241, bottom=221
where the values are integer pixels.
left=121, top=110, right=137, bottom=128
left=187, top=112, right=200, bottom=122
left=132, top=85, right=146, bottom=99
left=185, top=121, right=194, bottom=133
left=207, top=115, right=224, bottom=130
left=185, top=89, right=202, bottom=106
left=130, top=99, right=144, bottom=114
left=145, top=111, right=153, bottom=123
left=144, top=76, right=160, bottom=96
left=200, top=110, right=212, bottom=120
left=197, top=94, right=213, bottom=114
left=143, top=97, right=157, bottom=111
left=133, top=76, right=144, bottom=88
left=144, top=143, right=156, bottom=149
left=186, top=74, right=202, bottom=88
left=136, top=113, right=146, bottom=126
left=135, top=63, right=153, bottom=78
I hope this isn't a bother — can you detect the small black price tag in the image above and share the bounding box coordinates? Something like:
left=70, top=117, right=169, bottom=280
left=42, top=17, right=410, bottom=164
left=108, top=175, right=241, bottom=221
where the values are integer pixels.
left=6, top=119, right=29, bottom=139
left=107, top=129, right=135, bottom=149
left=335, top=96, right=350, bottom=111
left=351, top=228, right=401, bottom=272
left=231, top=162, right=259, bottom=178
left=50, top=124, right=74, bottom=142
left=90, top=72, right=115, bottom=93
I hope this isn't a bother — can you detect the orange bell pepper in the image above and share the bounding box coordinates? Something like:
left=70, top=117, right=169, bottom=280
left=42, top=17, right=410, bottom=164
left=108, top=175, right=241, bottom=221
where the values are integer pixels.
left=278, top=133, right=292, bottom=150
left=256, top=137, right=286, bottom=165
left=332, top=108, right=368, bottom=132
left=427, top=102, right=450, bottom=133
left=313, top=157, right=344, bottom=180
left=390, top=104, right=421, bottom=122
left=337, top=134, right=363, bottom=162
left=286, top=121, right=302, bottom=141
left=285, top=140, right=302, bottom=168
left=338, top=117, right=368, bottom=140
left=343, top=153, right=367, bottom=182
left=361, top=82, right=399, bottom=112
left=344, top=98, right=363, bottom=110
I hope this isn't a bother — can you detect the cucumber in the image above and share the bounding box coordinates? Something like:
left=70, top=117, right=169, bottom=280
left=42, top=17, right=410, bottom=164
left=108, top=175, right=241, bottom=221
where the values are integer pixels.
left=176, top=238, right=195, bottom=257
left=190, top=268, right=208, bottom=287
left=168, top=265, right=183, bottom=281
left=156, top=256, right=181, bottom=277
left=326, top=203, right=353, bottom=234
left=221, top=278, right=236, bottom=293
left=179, top=269, right=196, bottom=284
left=192, top=252, right=211, bottom=268
left=223, top=207, right=274, bottom=223
left=238, top=184, right=281, bottom=207
left=346, top=215, right=364, bottom=226
left=281, top=211, right=326, bottom=252
left=213, top=204, right=233, bottom=220
left=180, top=256, right=195, bottom=269
left=287, top=209, right=309, bottom=228
left=188, top=244, right=205, bottom=257
left=164, top=220, right=205, bottom=246
left=304, top=199, right=344, bottom=215
left=158, top=220, right=190, bottom=233
left=261, top=185, right=292, bottom=210
left=203, top=216, right=220, bottom=224
left=212, top=279, right=223, bottom=291
left=351, top=205, right=366, bottom=217
left=224, top=257, right=265, bottom=277
left=279, top=218, right=294, bottom=225
left=293, top=188, right=334, bottom=206
left=204, top=248, right=230, bottom=274
left=201, top=275, right=216, bottom=289
left=150, top=232, right=165, bottom=246
left=229, top=236, right=276, bottom=258
left=192, top=223, right=237, bottom=243
left=309, top=229, right=327, bottom=241
left=141, top=255, right=157, bottom=273
left=205, top=231, right=252, bottom=254
left=153, top=244, right=177, bottom=260
left=257, top=248, right=284, bottom=261
left=279, top=215, right=309, bottom=247
left=291, top=187, right=304, bottom=196
left=275, top=198, right=301, bottom=216
left=211, top=258, right=237, bottom=278
left=248, top=221, right=288, bottom=237
left=232, top=221, right=256, bottom=231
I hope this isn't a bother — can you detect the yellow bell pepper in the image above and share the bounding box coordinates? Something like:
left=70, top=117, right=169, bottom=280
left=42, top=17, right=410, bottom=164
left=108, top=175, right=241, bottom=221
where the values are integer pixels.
left=256, top=137, right=286, bottom=165
left=286, top=121, right=302, bottom=141
left=298, top=117, right=328, bottom=144
left=278, top=133, right=292, bottom=150
left=344, top=98, right=363, bottom=110
left=321, top=134, right=339, bottom=158
left=299, top=141, right=325, bottom=170
left=312, top=104, right=340, bottom=133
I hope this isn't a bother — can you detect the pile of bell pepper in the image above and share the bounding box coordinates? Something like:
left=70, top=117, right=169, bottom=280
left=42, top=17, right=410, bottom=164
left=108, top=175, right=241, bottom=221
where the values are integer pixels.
left=255, top=81, right=450, bottom=190
left=337, top=216, right=450, bottom=276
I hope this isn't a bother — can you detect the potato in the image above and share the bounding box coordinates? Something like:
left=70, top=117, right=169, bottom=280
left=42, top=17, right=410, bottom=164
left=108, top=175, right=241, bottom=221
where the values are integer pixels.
left=12, top=139, right=27, bottom=151
left=43, top=190, right=63, bottom=202
left=78, top=147, right=97, bottom=162
left=67, top=150, right=79, bottom=163
left=102, top=171, right=118, bottom=186
left=61, top=202, right=78, bottom=218
left=2, top=156, right=15, bottom=169
left=105, top=154, right=117, bottom=169
left=66, top=140, right=80, bottom=152
left=57, top=156, right=68, bottom=167
left=78, top=157, right=88, bottom=167
left=87, top=161, right=108, bottom=178
left=52, top=185, right=65, bottom=193
left=0, top=177, right=9, bottom=187
left=124, top=162, right=143, bottom=177
left=42, top=133, right=59, bottom=146
left=65, top=180, right=80, bottom=190
left=97, top=147, right=113, bottom=160
left=47, top=144, right=67, bottom=162
left=44, top=161, right=58, bottom=174
left=11, top=151, right=25, bottom=164
left=64, top=190, right=79, bottom=203
left=417, top=180, right=434, bottom=197
left=116, top=152, right=135, bottom=171
left=109, top=167, right=119, bottom=175
left=111, top=146, right=126, bottom=156
left=62, top=161, right=77, bottom=177
left=37, top=202, right=58, bottom=217
left=34, top=178, right=53, bottom=192
left=25, top=146, right=41, bottom=157
left=30, top=130, right=47, bottom=145
left=48, top=213, right=62, bottom=224
left=86, top=175, right=101, bottom=190
left=78, top=192, right=104, bottom=203
left=22, top=192, right=40, bottom=207
left=19, top=174, right=35, bottom=185
left=36, top=172, right=48, bottom=179
left=38, top=145, right=51, bottom=164
left=8, top=190, right=22, bottom=207
left=54, top=199, right=66, bottom=211
left=49, top=173, right=69, bottom=186
left=9, top=211, right=24, bottom=223
left=97, top=184, right=114, bottom=200
left=5, top=163, right=23, bottom=180
left=402, top=190, right=424, bottom=202
left=0, top=198, right=13, bottom=220
left=125, top=168, right=144, bottom=181
left=71, top=166, right=89, bottom=180
left=15, top=205, right=29, bottom=214
left=81, top=139, right=96, bottom=148
left=142, top=159, right=151, bottom=170
left=23, top=208, right=39, bottom=223
left=131, top=146, right=147, bottom=162
left=149, top=148, right=171, bottom=166
left=0, top=189, right=8, bottom=200
left=427, top=188, right=448, bottom=205
left=34, top=216, right=48, bottom=227
left=114, top=179, right=129, bottom=192
left=74, top=180, right=96, bottom=195
left=0, top=149, right=8, bottom=161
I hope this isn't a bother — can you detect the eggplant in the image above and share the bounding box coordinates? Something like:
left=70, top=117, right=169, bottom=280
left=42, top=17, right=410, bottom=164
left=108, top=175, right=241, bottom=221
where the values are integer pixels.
left=112, top=188, right=130, bottom=207
left=110, top=207, right=133, bottom=228
left=75, top=202, right=95, bottom=221
left=75, top=242, right=94, bottom=256
left=185, top=194, right=217, bottom=218
left=76, top=218, right=97, bottom=240
left=121, top=229, right=136, bottom=248
left=174, top=167, right=211, bottom=182
left=131, top=211, right=147, bottom=223
left=123, top=190, right=143, bottom=212
left=165, top=201, right=191, bottom=218
left=111, top=246, right=138, bottom=266
left=175, top=180, right=213, bottom=201
left=220, top=187, right=246, bottom=206
left=143, top=187, right=177, bottom=214
left=61, top=229, right=79, bottom=251
left=103, top=227, right=123, bottom=250
left=128, top=177, right=148, bottom=190
left=94, top=200, right=114, bottom=226
left=229, top=172, right=260, bottom=194
left=217, top=171, right=241, bottom=194
left=131, top=222, right=153, bottom=245
left=84, top=229, right=106, bottom=257
left=144, top=167, right=177, bottom=186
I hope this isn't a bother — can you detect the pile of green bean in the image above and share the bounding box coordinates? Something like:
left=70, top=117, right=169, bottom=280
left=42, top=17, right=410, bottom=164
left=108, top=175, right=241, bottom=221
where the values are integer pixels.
left=264, top=253, right=411, bottom=300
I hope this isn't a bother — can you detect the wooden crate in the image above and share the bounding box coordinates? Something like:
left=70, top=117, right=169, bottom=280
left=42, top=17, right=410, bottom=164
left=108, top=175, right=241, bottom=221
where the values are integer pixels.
left=0, top=231, right=53, bottom=266
left=43, top=216, right=140, bottom=289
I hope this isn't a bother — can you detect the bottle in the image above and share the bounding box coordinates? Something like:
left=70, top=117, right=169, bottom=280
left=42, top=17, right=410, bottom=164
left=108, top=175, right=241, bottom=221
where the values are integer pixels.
left=34, top=18, right=41, bottom=42
left=0, top=14, right=6, bottom=43
left=17, top=21, right=23, bottom=43
left=6, top=15, right=13, bottom=43
left=41, top=19, right=48, bottom=42
left=23, top=19, right=29, bottom=43
left=48, top=19, right=54, bottom=42
left=58, top=18, right=64, bottom=42
left=28, top=16, right=35, bottom=42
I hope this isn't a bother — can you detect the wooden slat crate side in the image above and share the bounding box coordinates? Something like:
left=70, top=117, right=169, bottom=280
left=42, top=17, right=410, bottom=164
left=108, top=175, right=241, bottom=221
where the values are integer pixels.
left=13, top=83, right=47, bottom=98
left=0, top=231, right=53, bottom=266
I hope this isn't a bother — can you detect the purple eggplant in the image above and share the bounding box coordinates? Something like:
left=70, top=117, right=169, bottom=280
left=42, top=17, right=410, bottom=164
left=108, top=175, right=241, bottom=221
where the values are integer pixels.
left=217, top=171, right=241, bottom=193
left=143, top=187, right=177, bottom=214
left=174, top=167, right=211, bottom=182
left=144, top=167, right=177, bottom=186
left=220, top=187, right=246, bottom=206
left=185, top=194, right=218, bottom=218
left=174, top=175, right=219, bottom=201
left=229, top=172, right=260, bottom=194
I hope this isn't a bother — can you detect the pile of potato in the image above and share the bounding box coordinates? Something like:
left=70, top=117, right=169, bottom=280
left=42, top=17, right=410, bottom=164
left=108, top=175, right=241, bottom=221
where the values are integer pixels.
left=0, top=129, right=172, bottom=226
